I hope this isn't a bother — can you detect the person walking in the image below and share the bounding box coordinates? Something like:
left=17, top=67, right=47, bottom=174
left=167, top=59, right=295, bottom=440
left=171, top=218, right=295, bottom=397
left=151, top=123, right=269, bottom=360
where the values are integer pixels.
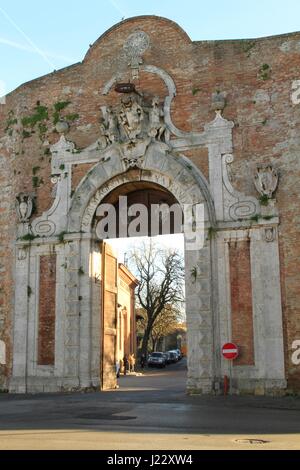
left=129, top=353, right=136, bottom=373
left=123, top=354, right=129, bottom=375
left=116, top=360, right=120, bottom=379
left=128, top=354, right=133, bottom=373
left=140, top=353, right=146, bottom=369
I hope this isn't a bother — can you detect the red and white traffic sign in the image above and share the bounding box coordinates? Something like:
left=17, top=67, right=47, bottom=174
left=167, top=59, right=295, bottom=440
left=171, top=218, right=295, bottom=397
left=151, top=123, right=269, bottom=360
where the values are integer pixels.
left=222, top=343, right=239, bottom=360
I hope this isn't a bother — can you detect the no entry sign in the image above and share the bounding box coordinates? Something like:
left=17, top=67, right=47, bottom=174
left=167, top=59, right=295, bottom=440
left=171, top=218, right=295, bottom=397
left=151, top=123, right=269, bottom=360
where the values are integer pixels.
left=222, top=343, right=239, bottom=360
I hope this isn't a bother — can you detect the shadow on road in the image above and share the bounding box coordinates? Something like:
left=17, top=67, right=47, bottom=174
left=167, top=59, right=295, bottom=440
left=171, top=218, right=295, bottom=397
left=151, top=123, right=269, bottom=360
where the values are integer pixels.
left=0, top=359, right=300, bottom=437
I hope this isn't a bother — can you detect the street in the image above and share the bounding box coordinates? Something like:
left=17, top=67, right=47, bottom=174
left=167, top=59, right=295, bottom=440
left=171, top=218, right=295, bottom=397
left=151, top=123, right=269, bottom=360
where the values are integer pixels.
left=0, top=359, right=300, bottom=450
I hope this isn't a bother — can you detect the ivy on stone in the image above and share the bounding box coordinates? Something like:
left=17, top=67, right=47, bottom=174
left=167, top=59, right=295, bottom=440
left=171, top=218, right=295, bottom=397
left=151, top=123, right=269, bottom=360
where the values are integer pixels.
left=21, top=104, right=49, bottom=128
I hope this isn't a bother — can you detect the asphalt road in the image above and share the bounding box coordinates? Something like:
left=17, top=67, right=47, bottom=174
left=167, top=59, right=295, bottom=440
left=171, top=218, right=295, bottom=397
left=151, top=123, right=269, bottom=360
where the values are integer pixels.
left=0, top=359, right=300, bottom=450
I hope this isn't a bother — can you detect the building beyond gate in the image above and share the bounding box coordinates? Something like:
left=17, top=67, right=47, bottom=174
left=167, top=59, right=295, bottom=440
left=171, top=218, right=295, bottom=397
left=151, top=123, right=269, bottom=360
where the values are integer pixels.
left=0, top=16, right=300, bottom=394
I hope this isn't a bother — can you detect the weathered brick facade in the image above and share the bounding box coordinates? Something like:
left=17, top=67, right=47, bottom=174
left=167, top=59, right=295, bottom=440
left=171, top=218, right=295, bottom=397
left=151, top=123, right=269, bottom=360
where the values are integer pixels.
left=229, top=240, right=255, bottom=366
left=38, top=255, right=56, bottom=366
left=0, top=15, right=299, bottom=393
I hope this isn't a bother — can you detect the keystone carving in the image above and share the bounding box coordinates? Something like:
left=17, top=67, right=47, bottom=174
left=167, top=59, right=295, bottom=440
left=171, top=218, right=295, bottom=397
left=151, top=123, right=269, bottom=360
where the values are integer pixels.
left=254, top=165, right=279, bottom=198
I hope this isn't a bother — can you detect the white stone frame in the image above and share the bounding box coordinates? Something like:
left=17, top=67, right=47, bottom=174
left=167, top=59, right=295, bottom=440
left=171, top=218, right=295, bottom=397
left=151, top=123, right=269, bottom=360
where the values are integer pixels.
left=10, top=145, right=218, bottom=393
left=11, top=243, right=67, bottom=392
left=65, top=144, right=218, bottom=394
left=217, top=226, right=286, bottom=393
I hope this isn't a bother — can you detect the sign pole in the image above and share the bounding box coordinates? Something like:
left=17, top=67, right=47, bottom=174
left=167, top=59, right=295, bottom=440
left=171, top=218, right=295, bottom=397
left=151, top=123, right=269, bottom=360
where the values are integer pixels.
left=222, top=342, right=239, bottom=395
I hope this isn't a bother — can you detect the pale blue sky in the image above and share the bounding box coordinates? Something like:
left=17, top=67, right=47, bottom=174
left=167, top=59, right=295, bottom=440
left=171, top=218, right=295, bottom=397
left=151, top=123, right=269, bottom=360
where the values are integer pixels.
left=1, top=0, right=300, bottom=95
left=109, top=234, right=185, bottom=263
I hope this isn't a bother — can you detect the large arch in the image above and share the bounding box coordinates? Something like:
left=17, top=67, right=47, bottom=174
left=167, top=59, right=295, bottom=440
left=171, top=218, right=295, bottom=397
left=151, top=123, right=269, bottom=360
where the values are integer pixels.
left=66, top=142, right=219, bottom=394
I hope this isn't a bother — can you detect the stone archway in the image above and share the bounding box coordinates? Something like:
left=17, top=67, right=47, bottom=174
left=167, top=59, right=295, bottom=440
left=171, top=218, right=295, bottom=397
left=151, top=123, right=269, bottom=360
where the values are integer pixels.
left=96, top=180, right=184, bottom=390
left=66, top=144, right=218, bottom=394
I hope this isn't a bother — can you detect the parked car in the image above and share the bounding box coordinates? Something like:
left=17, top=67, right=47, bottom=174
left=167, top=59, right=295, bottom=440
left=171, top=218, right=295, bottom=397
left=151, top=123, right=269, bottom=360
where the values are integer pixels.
left=169, top=349, right=183, bottom=360
left=174, top=349, right=183, bottom=360
left=147, top=352, right=166, bottom=368
left=163, top=352, right=171, bottom=364
left=167, top=351, right=178, bottom=363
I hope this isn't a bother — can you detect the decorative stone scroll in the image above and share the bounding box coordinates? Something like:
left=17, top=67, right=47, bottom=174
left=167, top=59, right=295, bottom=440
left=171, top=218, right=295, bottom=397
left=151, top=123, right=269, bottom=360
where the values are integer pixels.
left=33, top=220, right=56, bottom=237
left=222, top=154, right=259, bottom=221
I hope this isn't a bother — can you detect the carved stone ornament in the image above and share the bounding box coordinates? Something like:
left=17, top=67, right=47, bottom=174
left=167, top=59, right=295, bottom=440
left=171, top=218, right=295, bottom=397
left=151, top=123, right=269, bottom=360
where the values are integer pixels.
left=55, top=120, right=69, bottom=134
left=211, top=91, right=226, bottom=113
left=254, top=165, right=279, bottom=198
left=17, top=248, right=27, bottom=261
left=51, top=175, right=61, bottom=198
left=50, top=134, right=75, bottom=154
left=124, top=31, right=150, bottom=58
left=123, top=31, right=150, bottom=79
left=264, top=227, right=276, bottom=242
left=222, top=154, right=259, bottom=221
left=98, top=94, right=166, bottom=151
left=16, top=193, right=34, bottom=222
left=123, top=156, right=145, bottom=170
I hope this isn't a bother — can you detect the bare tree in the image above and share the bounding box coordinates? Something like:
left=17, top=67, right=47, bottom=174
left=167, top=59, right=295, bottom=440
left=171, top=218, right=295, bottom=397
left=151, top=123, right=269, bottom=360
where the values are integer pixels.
left=129, top=240, right=185, bottom=356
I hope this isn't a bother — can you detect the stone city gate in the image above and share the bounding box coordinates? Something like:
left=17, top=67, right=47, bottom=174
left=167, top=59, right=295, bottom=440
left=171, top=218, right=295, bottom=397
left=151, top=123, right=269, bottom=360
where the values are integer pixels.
left=5, top=18, right=287, bottom=394
left=10, top=107, right=285, bottom=394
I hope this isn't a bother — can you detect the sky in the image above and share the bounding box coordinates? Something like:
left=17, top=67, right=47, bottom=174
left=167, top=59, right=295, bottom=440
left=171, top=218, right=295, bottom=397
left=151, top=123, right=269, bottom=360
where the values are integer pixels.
left=1, top=0, right=300, bottom=96
left=109, top=234, right=185, bottom=263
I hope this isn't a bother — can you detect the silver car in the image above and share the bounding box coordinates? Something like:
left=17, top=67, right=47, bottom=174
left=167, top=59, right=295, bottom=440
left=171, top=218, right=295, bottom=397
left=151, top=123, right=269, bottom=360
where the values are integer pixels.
left=167, top=351, right=178, bottom=363
left=147, top=352, right=166, bottom=368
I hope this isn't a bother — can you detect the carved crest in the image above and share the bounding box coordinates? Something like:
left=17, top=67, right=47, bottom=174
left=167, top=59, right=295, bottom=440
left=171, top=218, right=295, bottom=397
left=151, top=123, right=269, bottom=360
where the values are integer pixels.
left=254, top=165, right=278, bottom=198
left=123, top=31, right=150, bottom=79
left=118, top=96, right=144, bottom=140
left=16, top=193, right=34, bottom=222
left=98, top=94, right=166, bottom=152
left=264, top=227, right=276, bottom=243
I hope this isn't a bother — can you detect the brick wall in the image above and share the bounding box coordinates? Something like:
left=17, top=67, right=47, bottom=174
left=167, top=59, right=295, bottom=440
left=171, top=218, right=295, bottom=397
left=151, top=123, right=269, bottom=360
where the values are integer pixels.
left=37, top=255, right=56, bottom=366
left=72, top=163, right=95, bottom=193
left=229, top=240, right=255, bottom=366
left=0, top=141, right=15, bottom=389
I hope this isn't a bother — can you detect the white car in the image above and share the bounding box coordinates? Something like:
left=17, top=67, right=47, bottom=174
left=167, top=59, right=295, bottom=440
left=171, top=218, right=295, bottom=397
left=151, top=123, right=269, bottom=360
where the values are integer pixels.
left=168, top=350, right=183, bottom=361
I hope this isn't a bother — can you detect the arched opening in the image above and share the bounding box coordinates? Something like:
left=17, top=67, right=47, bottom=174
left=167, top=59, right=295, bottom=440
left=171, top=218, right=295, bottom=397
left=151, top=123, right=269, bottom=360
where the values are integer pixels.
left=94, top=181, right=183, bottom=238
left=94, top=181, right=187, bottom=391
left=65, top=151, right=217, bottom=395
left=10, top=148, right=217, bottom=395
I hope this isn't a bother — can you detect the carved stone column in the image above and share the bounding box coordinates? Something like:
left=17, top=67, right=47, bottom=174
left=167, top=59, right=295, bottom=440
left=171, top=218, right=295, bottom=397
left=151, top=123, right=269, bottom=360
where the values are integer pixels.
left=9, top=245, right=30, bottom=393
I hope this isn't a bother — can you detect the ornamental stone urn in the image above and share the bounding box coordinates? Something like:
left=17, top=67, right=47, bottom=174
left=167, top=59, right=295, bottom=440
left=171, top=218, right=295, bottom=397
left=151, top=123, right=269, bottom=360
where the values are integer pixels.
left=55, top=120, right=69, bottom=134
